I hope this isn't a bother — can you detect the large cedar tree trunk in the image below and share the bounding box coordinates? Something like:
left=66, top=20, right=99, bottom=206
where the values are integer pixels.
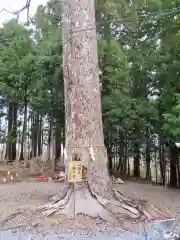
left=63, top=0, right=109, bottom=197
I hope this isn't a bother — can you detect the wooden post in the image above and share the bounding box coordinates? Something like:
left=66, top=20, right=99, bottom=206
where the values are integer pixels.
left=72, top=183, right=76, bottom=219
left=68, top=160, right=83, bottom=219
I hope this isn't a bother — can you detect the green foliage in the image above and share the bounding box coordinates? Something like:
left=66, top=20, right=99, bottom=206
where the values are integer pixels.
left=0, top=0, right=179, bottom=162
left=163, top=94, right=180, bottom=140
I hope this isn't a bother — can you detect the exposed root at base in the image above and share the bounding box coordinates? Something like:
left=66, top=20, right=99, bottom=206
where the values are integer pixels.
left=37, top=182, right=156, bottom=225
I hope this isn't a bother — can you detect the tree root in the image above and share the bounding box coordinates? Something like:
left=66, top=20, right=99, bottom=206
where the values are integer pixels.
left=37, top=181, right=155, bottom=225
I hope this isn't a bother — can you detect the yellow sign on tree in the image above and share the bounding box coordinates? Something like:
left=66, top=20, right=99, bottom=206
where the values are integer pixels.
left=68, top=161, right=82, bottom=183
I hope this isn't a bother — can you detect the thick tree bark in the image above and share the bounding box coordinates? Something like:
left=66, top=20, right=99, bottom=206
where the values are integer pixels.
left=63, top=0, right=110, bottom=197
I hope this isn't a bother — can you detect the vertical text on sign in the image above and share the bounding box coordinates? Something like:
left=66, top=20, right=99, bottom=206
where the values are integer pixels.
left=68, top=161, right=83, bottom=182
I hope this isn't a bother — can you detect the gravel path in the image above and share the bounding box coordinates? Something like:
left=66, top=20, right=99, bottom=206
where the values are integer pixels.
left=0, top=181, right=180, bottom=233
left=0, top=181, right=58, bottom=229
left=0, top=181, right=58, bottom=209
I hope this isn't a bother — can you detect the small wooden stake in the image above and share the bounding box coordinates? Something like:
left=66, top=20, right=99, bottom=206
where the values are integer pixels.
left=72, top=183, right=76, bottom=219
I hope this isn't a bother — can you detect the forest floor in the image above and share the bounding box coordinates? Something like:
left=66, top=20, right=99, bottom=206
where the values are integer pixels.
left=0, top=163, right=180, bottom=234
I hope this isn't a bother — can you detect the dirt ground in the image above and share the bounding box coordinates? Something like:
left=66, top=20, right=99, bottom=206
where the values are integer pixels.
left=0, top=161, right=180, bottom=233
left=0, top=179, right=180, bottom=233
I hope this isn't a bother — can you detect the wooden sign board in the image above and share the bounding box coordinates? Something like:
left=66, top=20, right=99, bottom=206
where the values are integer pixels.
left=68, top=161, right=82, bottom=183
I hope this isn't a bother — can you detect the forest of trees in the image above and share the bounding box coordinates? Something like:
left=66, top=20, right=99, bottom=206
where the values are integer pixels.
left=0, top=0, right=180, bottom=187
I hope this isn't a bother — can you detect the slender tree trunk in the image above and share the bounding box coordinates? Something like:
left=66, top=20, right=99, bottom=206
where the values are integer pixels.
left=105, top=136, right=113, bottom=174
left=20, top=97, right=28, bottom=161
left=26, top=113, right=31, bottom=161
left=145, top=142, right=151, bottom=180
left=127, top=158, right=130, bottom=175
left=6, top=101, right=17, bottom=161
left=38, top=116, right=42, bottom=156
left=159, top=140, right=166, bottom=185
left=122, top=137, right=128, bottom=174
left=55, top=117, right=61, bottom=160
left=47, top=119, right=52, bottom=161
left=133, top=143, right=140, bottom=178
left=117, top=132, right=124, bottom=172
left=6, top=101, right=13, bottom=160
left=169, top=143, right=178, bottom=188
left=30, top=113, right=39, bottom=158
left=41, top=118, right=44, bottom=155
left=154, top=150, right=158, bottom=183
left=12, top=102, right=17, bottom=160
left=51, top=123, right=56, bottom=171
